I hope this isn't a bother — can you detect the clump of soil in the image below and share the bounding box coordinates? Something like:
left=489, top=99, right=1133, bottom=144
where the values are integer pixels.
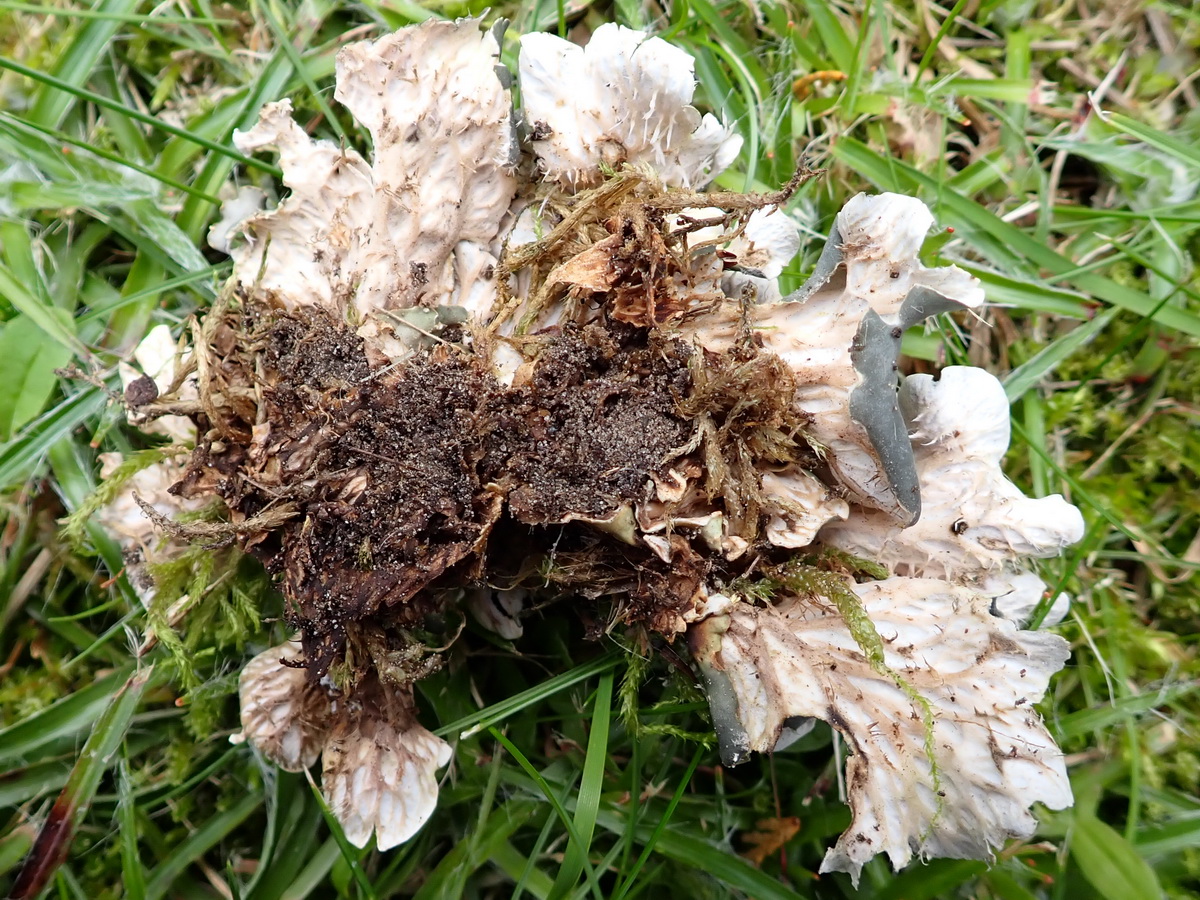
left=172, top=302, right=703, bottom=672
left=497, top=322, right=692, bottom=523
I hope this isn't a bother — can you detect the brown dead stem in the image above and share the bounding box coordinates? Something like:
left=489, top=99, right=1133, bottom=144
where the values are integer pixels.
left=133, top=493, right=298, bottom=547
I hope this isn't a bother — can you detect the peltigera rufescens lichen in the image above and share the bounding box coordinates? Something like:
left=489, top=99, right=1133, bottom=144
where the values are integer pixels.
left=100, top=17, right=1084, bottom=880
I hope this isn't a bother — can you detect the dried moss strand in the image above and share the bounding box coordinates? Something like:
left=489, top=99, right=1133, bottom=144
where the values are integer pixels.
left=132, top=494, right=298, bottom=547
left=490, top=175, right=642, bottom=335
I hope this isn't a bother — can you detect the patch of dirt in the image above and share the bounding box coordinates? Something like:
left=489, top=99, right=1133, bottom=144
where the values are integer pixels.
left=174, top=304, right=699, bottom=673
left=496, top=322, right=692, bottom=523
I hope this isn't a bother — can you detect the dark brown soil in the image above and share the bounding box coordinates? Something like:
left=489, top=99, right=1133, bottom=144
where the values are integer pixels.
left=175, top=304, right=702, bottom=673
left=496, top=322, right=692, bottom=524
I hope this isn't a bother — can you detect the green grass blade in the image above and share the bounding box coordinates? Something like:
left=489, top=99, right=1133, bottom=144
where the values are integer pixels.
left=598, top=775, right=804, bottom=900
left=797, top=0, right=854, bottom=70
left=1134, top=813, right=1200, bottom=859
left=963, top=266, right=1091, bottom=318
left=874, top=860, right=990, bottom=900
left=1102, top=111, right=1200, bottom=169
left=1070, top=813, right=1163, bottom=900
left=277, top=838, right=341, bottom=900
left=0, top=760, right=72, bottom=808
left=259, top=3, right=346, bottom=144
left=0, top=113, right=219, bottom=203
left=0, top=56, right=281, bottom=177
left=0, top=827, right=36, bottom=879
left=25, top=0, right=140, bottom=128
left=489, top=729, right=603, bottom=898
left=302, top=773, right=378, bottom=900
left=0, top=2, right=234, bottom=24
left=438, top=653, right=621, bottom=739
left=143, top=791, right=262, bottom=900
left=491, top=840, right=554, bottom=900
left=0, top=666, right=134, bottom=765
left=611, top=745, right=703, bottom=900
left=412, top=800, right=539, bottom=900
left=913, top=0, right=970, bottom=83
left=0, top=314, right=75, bottom=439
left=1004, top=307, right=1121, bottom=401
left=550, top=671, right=613, bottom=899
left=0, top=263, right=86, bottom=356
left=1057, top=682, right=1199, bottom=740
left=9, top=666, right=153, bottom=899
left=117, top=759, right=148, bottom=900
left=173, top=49, right=297, bottom=241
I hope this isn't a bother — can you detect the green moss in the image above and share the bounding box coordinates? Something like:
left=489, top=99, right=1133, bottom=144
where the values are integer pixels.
left=620, top=641, right=714, bottom=743
left=144, top=545, right=273, bottom=735
left=61, top=446, right=186, bottom=549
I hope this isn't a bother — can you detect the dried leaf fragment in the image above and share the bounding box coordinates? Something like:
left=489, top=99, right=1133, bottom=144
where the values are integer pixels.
left=740, top=816, right=802, bottom=866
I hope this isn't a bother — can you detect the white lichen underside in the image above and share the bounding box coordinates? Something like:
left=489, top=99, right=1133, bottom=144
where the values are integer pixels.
left=519, top=24, right=742, bottom=189
left=321, top=686, right=452, bottom=850
left=236, top=639, right=452, bottom=851
left=822, top=366, right=1084, bottom=624
left=236, top=638, right=330, bottom=772
left=694, top=578, right=1072, bottom=884
left=228, top=20, right=516, bottom=320
left=771, top=193, right=985, bottom=518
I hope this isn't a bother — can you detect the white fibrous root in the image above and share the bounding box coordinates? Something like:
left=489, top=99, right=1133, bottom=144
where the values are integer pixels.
left=101, top=16, right=1086, bottom=874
